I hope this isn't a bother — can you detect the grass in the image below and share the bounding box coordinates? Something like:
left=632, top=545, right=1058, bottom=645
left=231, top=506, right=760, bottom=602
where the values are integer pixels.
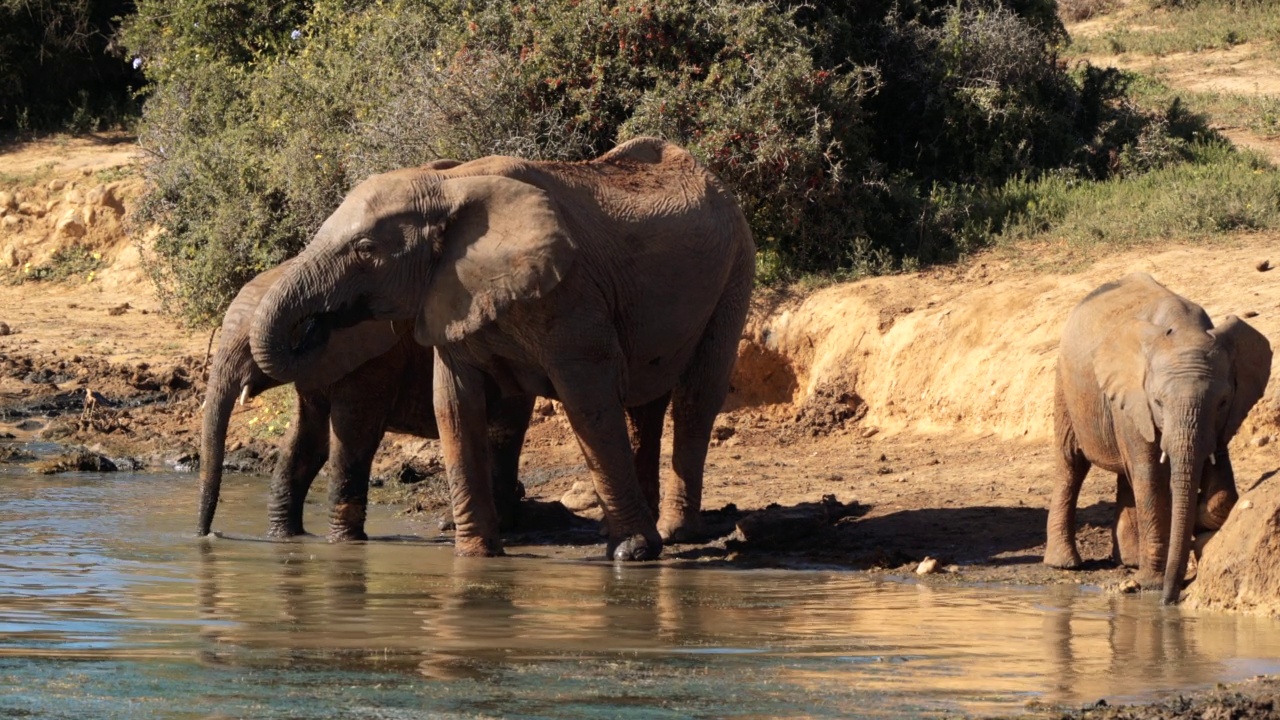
left=1067, top=2, right=1280, bottom=57
left=992, top=141, right=1280, bottom=250
left=245, top=386, right=295, bottom=441
left=13, top=246, right=105, bottom=284
left=1124, top=72, right=1280, bottom=137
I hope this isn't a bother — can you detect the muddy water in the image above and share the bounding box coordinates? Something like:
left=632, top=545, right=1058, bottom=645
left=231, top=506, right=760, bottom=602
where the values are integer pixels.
left=4, top=455, right=1280, bottom=719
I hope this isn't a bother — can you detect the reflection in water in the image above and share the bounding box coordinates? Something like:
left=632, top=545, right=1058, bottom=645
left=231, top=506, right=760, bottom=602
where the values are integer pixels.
left=2, top=462, right=1280, bottom=718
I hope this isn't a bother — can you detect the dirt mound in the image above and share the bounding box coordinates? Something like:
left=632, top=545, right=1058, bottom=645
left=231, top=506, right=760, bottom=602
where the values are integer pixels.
left=1185, top=475, right=1280, bottom=615
left=731, top=242, right=1280, bottom=446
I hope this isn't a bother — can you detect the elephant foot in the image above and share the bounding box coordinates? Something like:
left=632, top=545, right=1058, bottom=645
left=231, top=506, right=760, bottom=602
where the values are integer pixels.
left=1043, top=542, right=1082, bottom=570
left=657, top=511, right=706, bottom=544
left=327, top=527, right=368, bottom=543
left=1133, top=567, right=1165, bottom=590
left=454, top=535, right=504, bottom=557
left=609, top=532, right=663, bottom=561
left=267, top=522, right=307, bottom=539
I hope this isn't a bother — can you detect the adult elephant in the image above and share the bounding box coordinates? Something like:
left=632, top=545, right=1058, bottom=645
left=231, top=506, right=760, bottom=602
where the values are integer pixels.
left=249, top=137, right=755, bottom=561
left=197, top=260, right=533, bottom=542
left=1044, top=273, right=1271, bottom=603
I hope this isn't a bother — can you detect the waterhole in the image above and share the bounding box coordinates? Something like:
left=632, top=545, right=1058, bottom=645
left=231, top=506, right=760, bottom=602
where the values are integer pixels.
left=3, top=445, right=1280, bottom=718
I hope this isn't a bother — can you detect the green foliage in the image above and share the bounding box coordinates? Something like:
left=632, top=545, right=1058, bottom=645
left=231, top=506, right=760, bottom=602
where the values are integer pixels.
left=0, top=0, right=142, bottom=133
left=124, top=0, right=1219, bottom=320
left=1070, top=0, right=1280, bottom=55
left=16, top=246, right=106, bottom=284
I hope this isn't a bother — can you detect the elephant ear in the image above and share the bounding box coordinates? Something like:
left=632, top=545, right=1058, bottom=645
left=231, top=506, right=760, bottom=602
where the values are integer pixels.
left=414, top=175, right=576, bottom=346
left=297, top=320, right=404, bottom=389
left=1097, top=321, right=1160, bottom=444
left=1213, top=315, right=1273, bottom=440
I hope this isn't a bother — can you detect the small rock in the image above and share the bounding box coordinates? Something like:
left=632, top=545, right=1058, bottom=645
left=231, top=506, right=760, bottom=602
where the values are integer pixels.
left=55, top=211, right=86, bottom=238
left=1251, top=435, right=1271, bottom=448
left=48, top=179, right=66, bottom=192
left=560, top=480, right=600, bottom=513
left=534, top=398, right=558, bottom=416
left=64, top=189, right=84, bottom=205
left=0, top=322, right=10, bottom=336
left=861, top=427, right=879, bottom=439
left=915, top=557, right=940, bottom=575
left=17, top=202, right=43, bottom=218
left=711, top=423, right=736, bottom=443
left=0, top=191, right=15, bottom=209
left=1, top=216, right=19, bottom=229
left=1239, top=499, right=1253, bottom=510
left=106, top=303, right=131, bottom=316
left=1117, top=578, right=1141, bottom=594
left=1, top=245, right=17, bottom=268
left=1258, top=260, right=1274, bottom=272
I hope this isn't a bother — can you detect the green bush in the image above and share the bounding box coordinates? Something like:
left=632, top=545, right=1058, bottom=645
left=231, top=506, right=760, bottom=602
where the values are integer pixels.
left=124, top=0, right=1211, bottom=321
left=0, top=0, right=142, bottom=133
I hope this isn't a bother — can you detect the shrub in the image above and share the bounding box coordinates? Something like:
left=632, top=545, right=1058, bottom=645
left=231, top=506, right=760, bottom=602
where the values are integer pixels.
left=124, top=0, right=1211, bottom=321
left=0, top=0, right=142, bottom=133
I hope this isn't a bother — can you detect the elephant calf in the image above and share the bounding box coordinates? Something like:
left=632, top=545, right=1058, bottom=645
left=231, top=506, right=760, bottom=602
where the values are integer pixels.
left=1045, top=273, right=1271, bottom=603
left=197, top=261, right=533, bottom=541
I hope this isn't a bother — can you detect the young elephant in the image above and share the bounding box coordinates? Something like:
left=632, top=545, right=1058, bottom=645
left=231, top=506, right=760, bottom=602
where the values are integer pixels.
left=197, top=261, right=533, bottom=541
left=247, top=137, right=755, bottom=561
left=1045, top=273, right=1272, bottom=603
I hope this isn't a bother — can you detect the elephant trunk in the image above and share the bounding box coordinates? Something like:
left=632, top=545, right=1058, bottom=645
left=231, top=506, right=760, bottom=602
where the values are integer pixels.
left=196, top=367, right=241, bottom=536
left=250, top=262, right=333, bottom=384
left=1162, top=404, right=1211, bottom=605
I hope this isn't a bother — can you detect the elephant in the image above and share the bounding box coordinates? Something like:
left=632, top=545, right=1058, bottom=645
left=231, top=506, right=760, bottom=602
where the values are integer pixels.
left=196, top=260, right=534, bottom=542
left=247, top=137, right=755, bottom=561
left=1044, top=273, right=1271, bottom=603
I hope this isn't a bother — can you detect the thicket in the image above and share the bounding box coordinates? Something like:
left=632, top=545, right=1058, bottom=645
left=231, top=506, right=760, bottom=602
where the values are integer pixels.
left=0, top=0, right=142, bottom=133
left=123, top=0, right=1212, bottom=323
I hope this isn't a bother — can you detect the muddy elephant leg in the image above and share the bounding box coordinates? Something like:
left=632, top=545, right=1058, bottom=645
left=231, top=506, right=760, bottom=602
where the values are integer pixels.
left=1113, top=472, right=1140, bottom=568
left=1197, top=450, right=1237, bottom=532
left=484, top=378, right=534, bottom=532
left=267, top=391, right=331, bottom=538
left=325, top=395, right=392, bottom=543
left=1045, top=382, right=1090, bottom=569
left=434, top=348, right=503, bottom=557
left=551, top=357, right=661, bottom=561
left=627, top=391, right=671, bottom=518
left=1127, top=450, right=1171, bottom=589
left=661, top=285, right=748, bottom=543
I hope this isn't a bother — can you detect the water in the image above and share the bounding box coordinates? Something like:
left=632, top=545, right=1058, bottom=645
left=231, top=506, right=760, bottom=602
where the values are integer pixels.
left=3, top=452, right=1280, bottom=718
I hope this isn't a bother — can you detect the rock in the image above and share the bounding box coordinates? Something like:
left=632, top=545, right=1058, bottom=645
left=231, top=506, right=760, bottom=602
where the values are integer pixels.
left=1252, top=435, right=1271, bottom=448
left=915, top=557, right=940, bottom=575
left=861, top=427, right=880, bottom=439
left=48, top=179, right=66, bottom=192
left=560, top=480, right=600, bottom=513
left=732, top=502, right=831, bottom=547
left=0, top=322, right=10, bottom=336
left=65, top=189, right=85, bottom=205
left=86, top=184, right=125, bottom=216
left=1116, top=578, right=1141, bottom=594
left=33, top=451, right=118, bottom=474
left=55, top=210, right=86, bottom=239
left=711, top=422, right=735, bottom=443
left=17, top=202, right=43, bottom=218
left=1, top=215, right=19, bottom=229
left=1186, top=477, right=1280, bottom=613
left=0, top=191, right=15, bottom=209
left=534, top=398, right=558, bottom=416
left=1258, top=260, right=1274, bottom=272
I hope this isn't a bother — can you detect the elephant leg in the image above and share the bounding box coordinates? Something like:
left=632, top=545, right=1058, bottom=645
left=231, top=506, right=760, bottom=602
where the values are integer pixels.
left=326, top=387, right=393, bottom=543
left=660, top=283, right=749, bottom=544
left=551, top=356, right=661, bottom=561
left=627, top=391, right=671, bottom=518
left=1044, top=381, right=1090, bottom=569
left=1127, top=451, right=1171, bottom=589
left=485, top=379, right=534, bottom=533
left=1197, top=450, right=1237, bottom=532
left=267, top=391, right=331, bottom=538
left=1113, top=472, right=1140, bottom=568
left=434, top=348, right=503, bottom=557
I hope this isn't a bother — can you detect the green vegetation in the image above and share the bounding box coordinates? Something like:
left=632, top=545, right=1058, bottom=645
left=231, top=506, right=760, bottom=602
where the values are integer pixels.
left=0, top=0, right=142, bottom=133
left=17, top=246, right=106, bottom=284
left=1069, top=1, right=1280, bottom=56
left=124, top=0, right=1236, bottom=322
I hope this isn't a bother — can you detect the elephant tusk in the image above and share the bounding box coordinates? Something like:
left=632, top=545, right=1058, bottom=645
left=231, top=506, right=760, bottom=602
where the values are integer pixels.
left=1209, top=454, right=1217, bottom=466
left=200, top=399, right=206, bottom=411
left=238, top=385, right=250, bottom=405
left=1159, top=451, right=1168, bottom=465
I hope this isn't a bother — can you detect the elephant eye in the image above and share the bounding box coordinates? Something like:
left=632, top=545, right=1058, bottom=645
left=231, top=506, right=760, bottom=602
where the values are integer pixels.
left=353, top=238, right=377, bottom=260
